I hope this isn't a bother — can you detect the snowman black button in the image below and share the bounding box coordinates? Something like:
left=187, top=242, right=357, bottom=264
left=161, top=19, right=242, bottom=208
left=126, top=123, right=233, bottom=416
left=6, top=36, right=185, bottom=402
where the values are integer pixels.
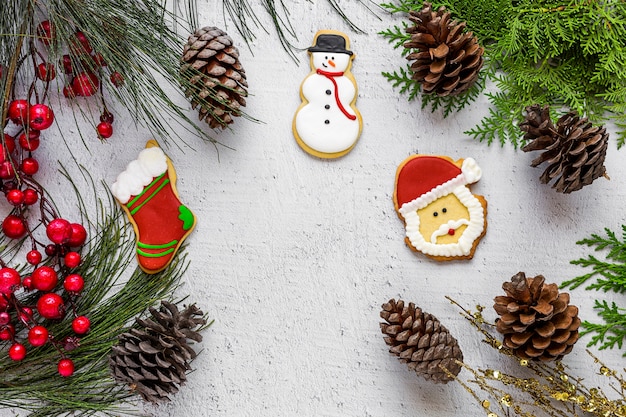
left=324, top=120, right=330, bottom=124
left=324, top=104, right=330, bottom=109
left=325, top=89, right=331, bottom=95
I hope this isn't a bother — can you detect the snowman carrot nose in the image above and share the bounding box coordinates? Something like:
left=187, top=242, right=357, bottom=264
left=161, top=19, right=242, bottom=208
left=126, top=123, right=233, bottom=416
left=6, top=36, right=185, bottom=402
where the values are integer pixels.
left=328, top=60, right=336, bottom=67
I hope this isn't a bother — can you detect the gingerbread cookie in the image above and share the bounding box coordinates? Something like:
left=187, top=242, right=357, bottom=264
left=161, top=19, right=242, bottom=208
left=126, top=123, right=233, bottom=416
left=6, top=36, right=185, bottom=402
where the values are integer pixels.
left=111, top=140, right=196, bottom=274
left=292, top=30, right=363, bottom=158
left=393, top=155, right=487, bottom=261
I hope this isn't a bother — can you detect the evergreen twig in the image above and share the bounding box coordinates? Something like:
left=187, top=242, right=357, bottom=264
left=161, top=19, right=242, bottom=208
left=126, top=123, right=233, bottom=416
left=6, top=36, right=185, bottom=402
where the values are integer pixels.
left=562, top=225, right=626, bottom=355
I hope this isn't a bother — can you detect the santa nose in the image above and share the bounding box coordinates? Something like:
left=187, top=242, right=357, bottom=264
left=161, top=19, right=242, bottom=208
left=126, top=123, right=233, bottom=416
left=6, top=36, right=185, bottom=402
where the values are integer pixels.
left=448, top=228, right=455, bottom=236
left=328, top=60, right=336, bottom=68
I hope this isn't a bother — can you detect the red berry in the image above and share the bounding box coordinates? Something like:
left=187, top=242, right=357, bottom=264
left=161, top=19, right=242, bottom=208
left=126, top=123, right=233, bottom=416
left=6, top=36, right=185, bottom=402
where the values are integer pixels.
left=29, top=104, right=54, bottom=131
left=63, top=273, right=84, bottom=293
left=3, top=133, right=16, bottom=153
left=96, top=122, right=113, bottom=139
left=6, top=189, right=24, bottom=205
left=62, top=85, right=75, bottom=98
left=0, top=160, right=16, bottom=179
left=19, top=306, right=33, bottom=322
left=32, top=266, right=58, bottom=292
left=26, top=250, right=42, bottom=265
left=20, top=157, right=39, bottom=176
left=70, top=31, right=92, bottom=55
left=36, top=20, right=54, bottom=45
left=67, top=223, right=87, bottom=247
left=23, top=188, right=38, bottom=205
left=0, top=296, right=8, bottom=311
left=44, top=244, right=57, bottom=257
left=8, top=343, right=26, bottom=360
left=18, top=133, right=40, bottom=151
left=64, top=251, right=81, bottom=268
left=46, top=218, right=72, bottom=244
left=22, top=275, right=32, bottom=290
left=0, top=324, right=14, bottom=340
left=93, top=53, right=107, bottom=67
left=2, top=215, right=26, bottom=239
left=28, top=325, right=49, bottom=346
left=0, top=267, right=21, bottom=295
left=57, top=358, right=74, bottom=377
left=8, top=100, right=29, bottom=124
left=71, top=72, right=99, bottom=97
left=36, top=293, right=65, bottom=320
left=0, top=312, right=9, bottom=325
left=61, top=55, right=73, bottom=74
left=100, top=111, right=114, bottom=124
left=72, top=316, right=90, bottom=334
left=110, top=71, right=124, bottom=87
left=36, top=62, right=56, bottom=81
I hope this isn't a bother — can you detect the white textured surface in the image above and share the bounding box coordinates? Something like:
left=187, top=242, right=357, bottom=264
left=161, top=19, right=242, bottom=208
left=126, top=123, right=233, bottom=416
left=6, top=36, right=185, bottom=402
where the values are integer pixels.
left=4, top=1, right=626, bottom=416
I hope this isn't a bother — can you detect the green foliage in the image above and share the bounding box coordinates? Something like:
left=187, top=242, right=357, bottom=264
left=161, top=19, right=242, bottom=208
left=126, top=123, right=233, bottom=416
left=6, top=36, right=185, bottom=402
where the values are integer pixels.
left=223, top=0, right=379, bottom=62
left=381, top=0, right=626, bottom=148
left=0, top=172, right=205, bottom=416
left=562, top=226, right=626, bottom=355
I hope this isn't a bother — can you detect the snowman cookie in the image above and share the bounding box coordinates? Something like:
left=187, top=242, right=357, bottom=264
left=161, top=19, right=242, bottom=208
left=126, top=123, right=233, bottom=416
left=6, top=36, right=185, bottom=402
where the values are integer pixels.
left=393, top=155, right=487, bottom=261
left=293, top=30, right=363, bottom=158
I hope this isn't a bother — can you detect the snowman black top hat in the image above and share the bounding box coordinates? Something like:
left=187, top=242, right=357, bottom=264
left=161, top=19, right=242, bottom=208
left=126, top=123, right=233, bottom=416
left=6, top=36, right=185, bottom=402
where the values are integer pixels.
left=308, top=33, right=353, bottom=55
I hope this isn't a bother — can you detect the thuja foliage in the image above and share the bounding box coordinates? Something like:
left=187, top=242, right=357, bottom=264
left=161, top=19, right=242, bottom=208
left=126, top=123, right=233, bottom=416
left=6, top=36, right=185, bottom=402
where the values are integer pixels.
left=562, top=226, right=626, bottom=356
left=381, top=0, right=626, bottom=148
left=0, top=184, right=195, bottom=416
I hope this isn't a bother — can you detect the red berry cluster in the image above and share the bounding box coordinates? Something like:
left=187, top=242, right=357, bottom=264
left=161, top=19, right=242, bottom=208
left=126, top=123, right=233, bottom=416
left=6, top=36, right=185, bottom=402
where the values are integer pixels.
left=0, top=219, right=88, bottom=377
left=36, top=20, right=124, bottom=140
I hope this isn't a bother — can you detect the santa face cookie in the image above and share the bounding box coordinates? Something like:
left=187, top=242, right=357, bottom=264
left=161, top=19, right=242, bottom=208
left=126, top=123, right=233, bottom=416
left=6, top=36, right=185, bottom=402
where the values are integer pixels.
left=292, top=30, right=363, bottom=159
left=393, top=155, right=487, bottom=261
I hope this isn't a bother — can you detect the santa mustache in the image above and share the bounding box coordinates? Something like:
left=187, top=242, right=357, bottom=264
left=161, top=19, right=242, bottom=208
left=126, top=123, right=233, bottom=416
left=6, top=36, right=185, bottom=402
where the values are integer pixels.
left=430, top=218, right=470, bottom=243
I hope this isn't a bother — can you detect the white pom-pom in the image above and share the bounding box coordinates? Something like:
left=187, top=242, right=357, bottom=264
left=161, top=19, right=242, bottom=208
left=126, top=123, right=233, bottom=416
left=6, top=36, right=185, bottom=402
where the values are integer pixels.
left=461, top=158, right=482, bottom=184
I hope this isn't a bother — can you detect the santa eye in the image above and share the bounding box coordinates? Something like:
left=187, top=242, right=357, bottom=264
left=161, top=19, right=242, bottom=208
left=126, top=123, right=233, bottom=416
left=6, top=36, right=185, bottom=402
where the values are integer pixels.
left=442, top=208, right=447, bottom=213
left=433, top=212, right=438, bottom=217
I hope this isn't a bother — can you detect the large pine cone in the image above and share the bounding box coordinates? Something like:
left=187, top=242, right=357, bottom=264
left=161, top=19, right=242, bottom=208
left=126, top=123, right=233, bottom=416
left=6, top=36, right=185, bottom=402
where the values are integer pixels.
left=494, top=272, right=580, bottom=361
left=109, top=301, right=207, bottom=403
left=181, top=26, right=248, bottom=129
left=380, top=299, right=463, bottom=383
left=404, top=2, right=484, bottom=96
left=521, top=104, right=608, bottom=193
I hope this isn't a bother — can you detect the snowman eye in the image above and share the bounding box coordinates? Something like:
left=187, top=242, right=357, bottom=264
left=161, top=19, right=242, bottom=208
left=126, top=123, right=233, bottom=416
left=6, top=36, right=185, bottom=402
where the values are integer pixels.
left=325, top=56, right=328, bottom=59
left=331, top=56, right=335, bottom=60
left=442, top=208, right=447, bottom=213
left=433, top=212, right=438, bottom=217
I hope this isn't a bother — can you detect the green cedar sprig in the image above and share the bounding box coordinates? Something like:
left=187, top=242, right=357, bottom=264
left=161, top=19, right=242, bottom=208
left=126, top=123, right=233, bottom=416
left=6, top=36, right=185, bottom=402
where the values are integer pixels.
left=562, top=226, right=626, bottom=355
left=381, top=0, right=626, bottom=148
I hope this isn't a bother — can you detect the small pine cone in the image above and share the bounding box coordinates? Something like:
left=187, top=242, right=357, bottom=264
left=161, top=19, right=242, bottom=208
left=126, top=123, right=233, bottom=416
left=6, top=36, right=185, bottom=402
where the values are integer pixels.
left=181, top=26, right=248, bottom=129
left=109, top=301, right=207, bottom=403
left=494, top=272, right=580, bottom=361
left=380, top=299, right=463, bottom=383
left=404, top=2, right=484, bottom=96
left=521, top=104, right=609, bottom=193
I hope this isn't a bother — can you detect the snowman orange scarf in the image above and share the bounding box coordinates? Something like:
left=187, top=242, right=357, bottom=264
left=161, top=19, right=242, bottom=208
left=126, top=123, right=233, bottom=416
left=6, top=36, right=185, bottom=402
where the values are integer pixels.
left=316, top=69, right=357, bottom=120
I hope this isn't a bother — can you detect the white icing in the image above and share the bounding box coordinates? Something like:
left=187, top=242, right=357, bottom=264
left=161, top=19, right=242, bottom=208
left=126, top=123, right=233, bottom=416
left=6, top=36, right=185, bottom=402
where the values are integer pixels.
left=111, top=146, right=168, bottom=204
left=461, top=158, right=482, bottom=183
left=430, top=218, right=470, bottom=243
left=294, top=49, right=360, bottom=155
left=402, top=186, right=485, bottom=258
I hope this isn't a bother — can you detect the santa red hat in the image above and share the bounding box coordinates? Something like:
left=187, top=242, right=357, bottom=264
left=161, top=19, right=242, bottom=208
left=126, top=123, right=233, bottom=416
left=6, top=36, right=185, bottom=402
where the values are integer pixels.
left=394, top=155, right=481, bottom=215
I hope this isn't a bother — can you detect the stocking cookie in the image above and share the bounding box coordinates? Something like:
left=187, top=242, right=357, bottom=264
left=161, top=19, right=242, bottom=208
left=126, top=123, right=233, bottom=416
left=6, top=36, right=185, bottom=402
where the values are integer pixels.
left=293, top=30, right=363, bottom=158
left=111, top=140, right=196, bottom=273
left=393, top=155, right=487, bottom=261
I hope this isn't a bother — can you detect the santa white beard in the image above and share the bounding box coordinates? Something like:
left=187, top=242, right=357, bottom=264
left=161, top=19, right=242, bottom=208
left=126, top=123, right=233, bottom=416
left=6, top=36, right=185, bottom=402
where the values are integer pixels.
left=401, top=186, right=485, bottom=258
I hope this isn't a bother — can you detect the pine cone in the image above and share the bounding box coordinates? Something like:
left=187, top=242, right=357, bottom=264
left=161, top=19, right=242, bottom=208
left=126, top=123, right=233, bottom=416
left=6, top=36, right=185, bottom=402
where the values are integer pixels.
left=109, top=301, right=207, bottom=403
left=404, top=2, right=484, bottom=96
left=494, top=272, right=580, bottom=361
left=181, top=26, right=248, bottom=129
left=521, top=104, right=609, bottom=193
left=380, top=299, right=463, bottom=383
